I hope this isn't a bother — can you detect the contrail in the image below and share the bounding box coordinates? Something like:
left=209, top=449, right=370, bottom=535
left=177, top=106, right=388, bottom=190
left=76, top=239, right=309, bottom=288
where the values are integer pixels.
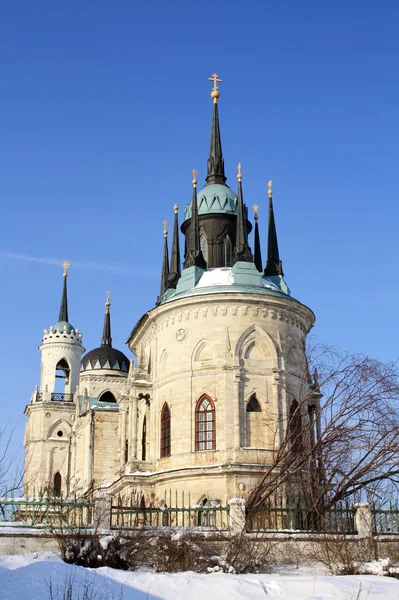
left=0, top=251, right=158, bottom=280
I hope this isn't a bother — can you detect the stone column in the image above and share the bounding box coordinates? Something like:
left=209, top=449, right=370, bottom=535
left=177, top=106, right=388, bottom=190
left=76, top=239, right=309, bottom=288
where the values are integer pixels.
left=228, top=498, right=246, bottom=533
left=120, top=404, right=127, bottom=468
left=131, top=395, right=138, bottom=460
left=354, top=503, right=373, bottom=538
left=93, top=492, right=112, bottom=529
left=233, top=369, right=241, bottom=449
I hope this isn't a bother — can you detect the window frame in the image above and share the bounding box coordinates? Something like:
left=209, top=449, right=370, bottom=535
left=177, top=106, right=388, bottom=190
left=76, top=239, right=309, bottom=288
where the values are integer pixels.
left=160, top=403, right=171, bottom=458
left=195, top=395, right=216, bottom=452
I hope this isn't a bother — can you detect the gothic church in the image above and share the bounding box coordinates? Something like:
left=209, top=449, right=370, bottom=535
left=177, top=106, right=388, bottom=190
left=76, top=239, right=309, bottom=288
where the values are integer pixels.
left=24, top=75, right=316, bottom=506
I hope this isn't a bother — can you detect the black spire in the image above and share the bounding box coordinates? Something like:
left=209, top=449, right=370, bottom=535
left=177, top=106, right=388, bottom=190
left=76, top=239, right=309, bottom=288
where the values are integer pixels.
left=183, top=171, right=207, bottom=270
left=157, top=222, right=170, bottom=304
left=58, top=261, right=70, bottom=322
left=206, top=73, right=226, bottom=186
left=253, top=206, right=263, bottom=272
left=233, top=165, right=253, bottom=265
left=101, top=292, right=112, bottom=347
left=168, top=204, right=181, bottom=289
left=264, top=181, right=284, bottom=277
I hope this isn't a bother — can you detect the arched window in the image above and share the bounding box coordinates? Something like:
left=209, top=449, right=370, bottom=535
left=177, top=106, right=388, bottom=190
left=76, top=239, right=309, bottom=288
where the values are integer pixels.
left=289, top=400, right=303, bottom=455
left=99, top=391, right=117, bottom=403
left=125, top=439, right=129, bottom=463
left=160, top=403, right=171, bottom=458
left=223, top=235, right=232, bottom=267
left=142, top=416, right=147, bottom=461
left=53, top=472, right=62, bottom=497
left=195, top=396, right=216, bottom=451
left=54, top=358, right=70, bottom=393
left=246, top=395, right=264, bottom=447
left=200, top=235, right=208, bottom=264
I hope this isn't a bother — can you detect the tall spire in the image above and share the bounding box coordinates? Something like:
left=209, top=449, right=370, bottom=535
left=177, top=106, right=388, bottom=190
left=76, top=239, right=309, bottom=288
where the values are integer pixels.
left=58, top=260, right=70, bottom=322
left=233, top=164, right=253, bottom=265
left=206, top=73, right=226, bottom=186
left=157, top=221, right=170, bottom=304
left=264, top=180, right=284, bottom=276
left=168, top=204, right=181, bottom=289
left=101, top=291, right=112, bottom=347
left=183, top=171, right=207, bottom=269
left=253, top=205, right=263, bottom=272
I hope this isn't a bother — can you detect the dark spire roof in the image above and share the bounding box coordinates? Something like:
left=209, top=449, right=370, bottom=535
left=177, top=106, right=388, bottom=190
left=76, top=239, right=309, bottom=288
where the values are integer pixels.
left=264, top=183, right=284, bottom=277
left=233, top=166, right=253, bottom=265
left=157, top=222, right=170, bottom=305
left=168, top=204, right=181, bottom=289
left=101, top=292, right=112, bottom=347
left=206, top=101, right=227, bottom=186
left=58, top=268, right=69, bottom=323
left=183, top=172, right=207, bottom=270
left=253, top=207, right=263, bottom=272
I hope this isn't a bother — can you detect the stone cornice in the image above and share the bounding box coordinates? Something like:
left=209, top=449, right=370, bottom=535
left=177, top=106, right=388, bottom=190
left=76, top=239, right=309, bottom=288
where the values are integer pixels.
left=128, top=293, right=314, bottom=353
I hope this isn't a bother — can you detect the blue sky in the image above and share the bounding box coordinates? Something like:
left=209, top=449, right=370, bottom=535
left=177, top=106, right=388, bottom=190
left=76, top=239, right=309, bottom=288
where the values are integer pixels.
left=1, top=0, right=399, bottom=472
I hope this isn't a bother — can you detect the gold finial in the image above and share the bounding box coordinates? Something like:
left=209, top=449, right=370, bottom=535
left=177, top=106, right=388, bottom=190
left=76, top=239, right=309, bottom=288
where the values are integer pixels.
left=268, top=180, right=273, bottom=198
left=237, top=162, right=242, bottom=182
left=162, top=220, right=168, bottom=236
left=253, top=204, right=259, bottom=221
left=105, top=290, right=111, bottom=310
left=174, top=203, right=178, bottom=213
left=208, top=73, right=222, bottom=103
left=61, top=260, right=71, bottom=277
left=192, top=169, right=198, bottom=188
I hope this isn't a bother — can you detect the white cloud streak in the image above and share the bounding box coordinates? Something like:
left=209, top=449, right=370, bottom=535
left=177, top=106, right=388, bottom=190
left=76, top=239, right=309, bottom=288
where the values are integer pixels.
left=0, top=251, right=158, bottom=280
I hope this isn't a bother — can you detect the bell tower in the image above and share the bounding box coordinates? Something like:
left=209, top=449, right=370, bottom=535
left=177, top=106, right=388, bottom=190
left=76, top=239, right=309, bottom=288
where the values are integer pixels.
left=24, top=263, right=85, bottom=497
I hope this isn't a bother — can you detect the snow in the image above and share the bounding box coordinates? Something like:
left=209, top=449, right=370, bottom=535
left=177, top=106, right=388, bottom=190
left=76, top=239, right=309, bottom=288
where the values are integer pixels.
left=0, top=553, right=398, bottom=599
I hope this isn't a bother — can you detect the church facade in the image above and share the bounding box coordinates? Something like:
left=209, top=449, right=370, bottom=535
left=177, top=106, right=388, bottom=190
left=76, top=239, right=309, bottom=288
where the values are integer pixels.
left=24, top=76, right=316, bottom=507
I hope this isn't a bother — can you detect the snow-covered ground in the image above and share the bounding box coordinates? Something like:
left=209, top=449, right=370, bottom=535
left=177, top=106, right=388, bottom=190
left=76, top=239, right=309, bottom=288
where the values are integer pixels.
left=0, top=553, right=398, bottom=599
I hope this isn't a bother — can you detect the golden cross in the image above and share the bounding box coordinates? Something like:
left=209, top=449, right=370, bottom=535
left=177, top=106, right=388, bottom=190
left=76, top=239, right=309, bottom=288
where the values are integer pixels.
left=192, top=169, right=198, bottom=187
left=268, top=180, right=273, bottom=197
left=208, top=73, right=222, bottom=103
left=253, top=204, right=259, bottom=212
left=209, top=73, right=222, bottom=89
left=173, top=203, right=179, bottom=213
left=237, top=162, right=242, bottom=181
left=61, top=260, right=71, bottom=277
left=105, top=290, right=111, bottom=306
left=162, top=220, right=168, bottom=235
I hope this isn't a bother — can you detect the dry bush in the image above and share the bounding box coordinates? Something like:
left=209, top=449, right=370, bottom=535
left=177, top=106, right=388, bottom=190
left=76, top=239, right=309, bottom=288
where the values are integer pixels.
left=312, top=536, right=374, bottom=575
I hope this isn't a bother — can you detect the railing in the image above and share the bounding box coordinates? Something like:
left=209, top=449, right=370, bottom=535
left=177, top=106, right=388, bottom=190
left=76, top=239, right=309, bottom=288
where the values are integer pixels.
left=51, top=393, right=74, bottom=402
left=111, top=490, right=229, bottom=530
left=247, top=505, right=356, bottom=534
left=0, top=495, right=93, bottom=529
left=373, top=508, right=399, bottom=534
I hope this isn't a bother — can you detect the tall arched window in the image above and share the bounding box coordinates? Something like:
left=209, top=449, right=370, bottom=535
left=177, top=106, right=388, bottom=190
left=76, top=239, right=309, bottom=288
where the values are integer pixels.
left=200, top=235, right=208, bottom=264
left=54, top=358, right=70, bottom=393
left=195, top=395, right=216, bottom=451
left=53, top=472, right=62, bottom=497
left=246, top=395, right=264, bottom=447
left=289, top=400, right=303, bottom=455
left=142, top=416, right=147, bottom=461
left=160, top=403, right=171, bottom=458
left=223, top=235, right=232, bottom=267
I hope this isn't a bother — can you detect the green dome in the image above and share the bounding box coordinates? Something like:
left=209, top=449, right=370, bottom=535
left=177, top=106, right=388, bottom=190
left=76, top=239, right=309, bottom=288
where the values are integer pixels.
left=51, top=321, right=75, bottom=334
left=184, top=184, right=239, bottom=220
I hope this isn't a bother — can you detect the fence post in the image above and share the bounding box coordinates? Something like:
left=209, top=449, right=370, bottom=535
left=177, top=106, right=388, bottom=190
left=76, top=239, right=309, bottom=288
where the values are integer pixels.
left=228, top=498, right=246, bottom=534
left=354, top=503, right=373, bottom=538
left=93, top=493, right=112, bottom=529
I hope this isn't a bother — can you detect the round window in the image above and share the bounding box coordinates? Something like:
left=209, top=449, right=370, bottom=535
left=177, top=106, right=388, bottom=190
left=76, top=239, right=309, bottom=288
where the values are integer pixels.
left=57, top=431, right=63, bottom=437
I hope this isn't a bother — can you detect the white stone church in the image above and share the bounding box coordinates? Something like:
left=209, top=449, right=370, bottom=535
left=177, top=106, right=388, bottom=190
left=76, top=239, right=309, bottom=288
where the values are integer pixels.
left=23, top=76, right=317, bottom=507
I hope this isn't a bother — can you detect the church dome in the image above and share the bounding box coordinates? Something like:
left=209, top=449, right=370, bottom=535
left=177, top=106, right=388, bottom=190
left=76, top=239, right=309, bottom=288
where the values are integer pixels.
left=51, top=320, right=76, bottom=334
left=81, top=345, right=129, bottom=372
left=183, top=184, right=239, bottom=220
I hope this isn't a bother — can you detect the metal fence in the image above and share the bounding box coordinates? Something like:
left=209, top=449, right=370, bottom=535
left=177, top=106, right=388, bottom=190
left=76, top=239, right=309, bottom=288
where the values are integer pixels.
left=0, top=493, right=93, bottom=529
left=373, top=508, right=399, bottom=534
left=111, top=490, right=230, bottom=530
left=247, top=503, right=356, bottom=534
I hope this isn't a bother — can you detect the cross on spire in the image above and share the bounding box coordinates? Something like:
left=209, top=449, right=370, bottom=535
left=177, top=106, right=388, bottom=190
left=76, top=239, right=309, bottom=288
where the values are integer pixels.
left=162, top=220, right=168, bottom=235
left=105, top=290, right=111, bottom=307
left=208, top=73, right=222, bottom=103
left=192, top=169, right=198, bottom=187
left=61, top=260, right=71, bottom=277
left=268, top=180, right=273, bottom=197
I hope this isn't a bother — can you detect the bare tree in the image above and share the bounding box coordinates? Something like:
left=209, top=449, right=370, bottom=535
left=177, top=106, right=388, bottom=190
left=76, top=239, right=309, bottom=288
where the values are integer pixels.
left=247, top=342, right=399, bottom=513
